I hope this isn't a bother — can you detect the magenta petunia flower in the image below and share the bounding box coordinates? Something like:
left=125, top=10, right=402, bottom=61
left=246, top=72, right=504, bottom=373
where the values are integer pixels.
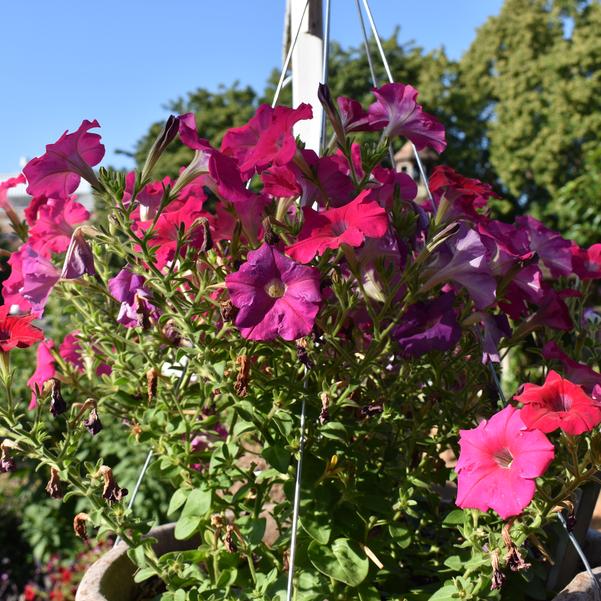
left=225, top=244, right=321, bottom=341
left=514, top=370, right=601, bottom=435
left=286, top=191, right=389, bottom=264
left=23, top=119, right=105, bottom=199
left=108, top=268, right=160, bottom=328
left=20, top=246, right=60, bottom=317
left=455, top=405, right=554, bottom=520
left=28, top=197, right=90, bottom=255
left=571, top=243, right=601, bottom=280
left=221, top=103, right=312, bottom=177
left=367, top=83, right=446, bottom=153
left=516, top=216, right=573, bottom=277
left=27, top=339, right=56, bottom=409
left=337, top=96, right=375, bottom=133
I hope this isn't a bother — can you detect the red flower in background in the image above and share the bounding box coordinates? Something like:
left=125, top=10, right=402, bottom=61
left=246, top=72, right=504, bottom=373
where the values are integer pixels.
left=514, top=370, right=601, bottom=435
left=23, top=119, right=105, bottom=199
left=0, top=305, right=44, bottom=352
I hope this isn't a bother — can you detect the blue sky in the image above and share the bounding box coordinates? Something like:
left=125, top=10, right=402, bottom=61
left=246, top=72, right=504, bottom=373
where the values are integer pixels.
left=0, top=1, right=502, bottom=173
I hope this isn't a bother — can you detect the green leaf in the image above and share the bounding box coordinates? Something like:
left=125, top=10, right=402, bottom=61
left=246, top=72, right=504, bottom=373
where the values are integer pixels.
left=388, top=524, right=412, bottom=549
left=300, top=510, right=332, bottom=545
left=181, top=487, right=211, bottom=518
left=442, top=510, right=466, bottom=526
left=428, top=584, right=459, bottom=600
left=174, top=515, right=202, bottom=540
left=262, top=444, right=291, bottom=473
left=133, top=567, right=156, bottom=583
left=308, top=538, right=368, bottom=587
left=168, top=489, right=189, bottom=516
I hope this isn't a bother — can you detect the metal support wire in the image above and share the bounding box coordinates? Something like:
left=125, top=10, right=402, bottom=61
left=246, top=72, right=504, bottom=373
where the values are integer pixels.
left=557, top=512, right=601, bottom=595
left=114, top=360, right=189, bottom=547
left=286, top=393, right=308, bottom=601
left=319, top=0, right=332, bottom=152
left=355, top=0, right=377, bottom=87
left=274, top=0, right=311, bottom=109
left=360, top=0, right=434, bottom=202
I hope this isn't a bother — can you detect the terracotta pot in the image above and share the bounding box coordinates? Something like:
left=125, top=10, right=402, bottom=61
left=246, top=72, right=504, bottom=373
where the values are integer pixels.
left=76, top=523, right=198, bottom=601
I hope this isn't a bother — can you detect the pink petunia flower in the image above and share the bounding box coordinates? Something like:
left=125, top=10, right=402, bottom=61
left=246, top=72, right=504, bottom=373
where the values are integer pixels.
left=225, top=243, right=321, bottom=341
left=455, top=405, right=554, bottom=519
left=514, top=370, right=601, bottom=435
left=27, top=339, right=56, bottom=409
left=108, top=268, right=160, bottom=328
left=221, top=103, right=312, bottom=177
left=286, top=191, right=389, bottom=264
left=28, top=197, right=90, bottom=255
left=23, top=119, right=105, bottom=199
left=59, top=332, right=112, bottom=376
left=367, top=83, right=446, bottom=153
left=2, top=247, right=32, bottom=312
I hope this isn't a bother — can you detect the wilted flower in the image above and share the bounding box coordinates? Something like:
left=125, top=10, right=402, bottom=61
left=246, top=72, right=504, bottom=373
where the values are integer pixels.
left=83, top=408, right=103, bottom=436
left=97, top=466, right=128, bottom=505
left=45, top=467, right=63, bottom=499
left=108, top=268, right=160, bottom=328
left=45, top=378, right=67, bottom=417
left=73, top=513, right=90, bottom=540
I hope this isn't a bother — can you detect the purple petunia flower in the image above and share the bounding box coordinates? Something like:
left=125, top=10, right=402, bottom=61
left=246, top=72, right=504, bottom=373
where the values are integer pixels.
left=422, top=226, right=496, bottom=310
left=393, top=293, right=461, bottom=357
left=108, top=267, right=160, bottom=328
left=225, top=243, right=321, bottom=341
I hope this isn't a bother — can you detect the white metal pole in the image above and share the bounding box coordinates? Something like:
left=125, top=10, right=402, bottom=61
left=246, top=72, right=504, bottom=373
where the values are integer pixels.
left=289, top=0, right=324, bottom=153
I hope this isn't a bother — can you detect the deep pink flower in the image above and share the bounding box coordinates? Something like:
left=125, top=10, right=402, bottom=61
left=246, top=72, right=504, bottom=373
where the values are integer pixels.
left=178, top=112, right=213, bottom=151
left=365, top=166, right=418, bottom=208
left=27, top=339, right=56, bottom=409
left=225, top=244, right=321, bottom=341
left=208, top=151, right=269, bottom=242
left=59, top=332, right=112, bottom=377
left=514, top=370, right=601, bottom=435
left=28, top=197, right=90, bottom=255
left=261, top=164, right=301, bottom=198
left=455, top=405, right=554, bottom=519
left=20, top=246, right=60, bottom=316
left=286, top=191, right=389, bottom=264
left=122, top=171, right=171, bottom=218
left=367, top=83, right=446, bottom=153
left=133, top=194, right=209, bottom=269
left=221, top=103, right=312, bottom=176
left=23, top=119, right=105, bottom=199
left=429, top=165, right=499, bottom=220
left=571, top=243, right=601, bottom=280
left=337, top=96, right=375, bottom=133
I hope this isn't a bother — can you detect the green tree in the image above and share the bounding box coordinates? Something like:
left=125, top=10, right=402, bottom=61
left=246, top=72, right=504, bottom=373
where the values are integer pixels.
left=459, top=0, right=601, bottom=213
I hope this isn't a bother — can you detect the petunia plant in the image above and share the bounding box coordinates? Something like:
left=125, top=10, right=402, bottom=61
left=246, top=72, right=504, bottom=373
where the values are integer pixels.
left=1, top=81, right=601, bottom=601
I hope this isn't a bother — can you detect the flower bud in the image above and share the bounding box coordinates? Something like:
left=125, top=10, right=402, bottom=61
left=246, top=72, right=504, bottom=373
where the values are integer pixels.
left=141, top=115, right=180, bottom=182
left=61, top=227, right=96, bottom=279
left=172, top=148, right=212, bottom=196
left=318, top=83, right=345, bottom=146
